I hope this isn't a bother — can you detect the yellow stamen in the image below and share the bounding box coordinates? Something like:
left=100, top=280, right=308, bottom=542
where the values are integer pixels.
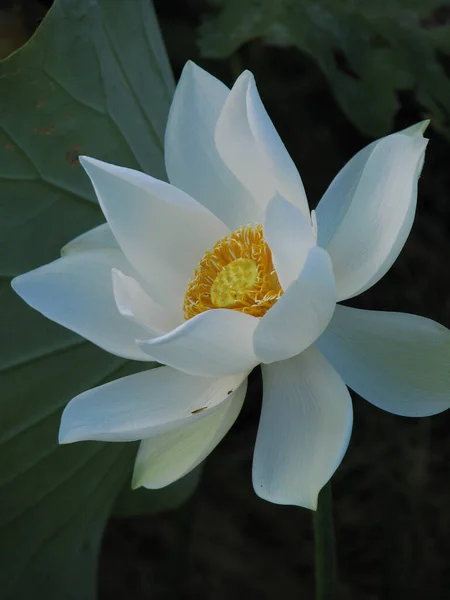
left=211, top=258, right=258, bottom=307
left=183, top=224, right=282, bottom=320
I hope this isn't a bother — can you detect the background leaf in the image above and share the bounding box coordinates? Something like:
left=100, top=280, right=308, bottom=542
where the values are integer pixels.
left=198, top=0, right=450, bottom=137
left=0, top=0, right=176, bottom=598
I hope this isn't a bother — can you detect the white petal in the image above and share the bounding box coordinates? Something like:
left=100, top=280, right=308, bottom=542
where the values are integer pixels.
left=316, top=305, right=450, bottom=417
left=11, top=249, right=151, bottom=361
left=59, top=366, right=247, bottom=443
left=61, top=223, right=117, bottom=255
left=133, top=379, right=247, bottom=488
left=315, top=127, right=428, bottom=301
left=254, top=247, right=336, bottom=364
left=253, top=346, right=353, bottom=509
left=79, top=156, right=229, bottom=309
left=140, top=309, right=259, bottom=377
left=112, top=269, right=181, bottom=337
left=246, top=76, right=309, bottom=216
left=264, top=194, right=316, bottom=290
left=165, top=61, right=256, bottom=229
left=215, top=71, right=308, bottom=217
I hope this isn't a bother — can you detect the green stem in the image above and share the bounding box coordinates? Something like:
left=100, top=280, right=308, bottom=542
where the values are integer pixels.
left=313, top=482, right=337, bottom=600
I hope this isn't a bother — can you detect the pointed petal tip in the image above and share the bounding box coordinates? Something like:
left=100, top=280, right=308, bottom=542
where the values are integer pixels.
left=59, top=425, right=110, bottom=445
left=58, top=421, right=85, bottom=444
left=184, top=59, right=198, bottom=71
left=79, top=156, right=123, bottom=179
left=180, top=60, right=215, bottom=84
left=180, top=60, right=198, bottom=79
left=59, top=410, right=90, bottom=445
left=78, top=154, right=91, bottom=169
left=401, top=120, right=431, bottom=138
left=420, top=119, right=431, bottom=134
left=240, top=69, right=254, bottom=86
left=78, top=155, right=106, bottom=178
left=131, top=475, right=142, bottom=490
left=228, top=69, right=254, bottom=89
left=78, top=155, right=105, bottom=171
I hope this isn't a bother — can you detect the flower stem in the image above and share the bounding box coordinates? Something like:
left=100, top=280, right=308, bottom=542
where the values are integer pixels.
left=313, top=482, right=337, bottom=600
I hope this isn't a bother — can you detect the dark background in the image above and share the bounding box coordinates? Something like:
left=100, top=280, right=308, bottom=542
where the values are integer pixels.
left=3, top=1, right=450, bottom=598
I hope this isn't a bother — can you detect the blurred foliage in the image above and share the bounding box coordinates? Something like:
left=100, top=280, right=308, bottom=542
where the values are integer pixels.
left=199, top=0, right=450, bottom=137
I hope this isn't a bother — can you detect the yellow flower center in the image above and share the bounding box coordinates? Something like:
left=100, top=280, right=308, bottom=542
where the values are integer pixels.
left=210, top=258, right=258, bottom=307
left=183, top=224, right=283, bottom=320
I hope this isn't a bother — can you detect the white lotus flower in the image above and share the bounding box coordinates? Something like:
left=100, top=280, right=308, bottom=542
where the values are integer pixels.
left=12, top=62, right=450, bottom=510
